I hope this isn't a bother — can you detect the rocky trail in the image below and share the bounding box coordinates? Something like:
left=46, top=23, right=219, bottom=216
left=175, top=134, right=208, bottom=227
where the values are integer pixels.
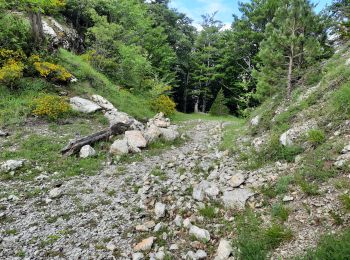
left=1, top=115, right=349, bottom=260
left=1, top=119, right=241, bottom=259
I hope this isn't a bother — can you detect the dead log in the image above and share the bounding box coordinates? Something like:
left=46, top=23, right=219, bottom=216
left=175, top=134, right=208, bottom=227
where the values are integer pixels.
left=61, top=122, right=130, bottom=156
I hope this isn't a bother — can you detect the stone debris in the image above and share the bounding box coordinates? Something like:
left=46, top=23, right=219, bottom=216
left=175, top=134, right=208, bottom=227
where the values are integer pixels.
left=0, top=159, right=25, bottom=172
left=189, top=225, right=211, bottom=242
left=133, top=237, right=155, bottom=252
left=70, top=96, right=101, bottom=114
left=79, top=145, right=96, bottom=158
left=222, top=189, right=254, bottom=209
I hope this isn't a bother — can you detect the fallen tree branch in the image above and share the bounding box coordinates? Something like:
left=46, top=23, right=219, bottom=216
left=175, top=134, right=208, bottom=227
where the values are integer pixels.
left=61, top=122, right=130, bottom=156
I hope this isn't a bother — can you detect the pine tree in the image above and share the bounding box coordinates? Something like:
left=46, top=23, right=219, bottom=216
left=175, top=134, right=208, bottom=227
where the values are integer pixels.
left=209, top=88, right=229, bottom=116
left=255, top=0, right=326, bottom=101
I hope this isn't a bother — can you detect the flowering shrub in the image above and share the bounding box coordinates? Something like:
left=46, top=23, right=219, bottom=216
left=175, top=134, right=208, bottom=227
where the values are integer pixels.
left=151, top=95, right=176, bottom=116
left=34, top=61, right=72, bottom=82
left=0, top=59, right=24, bottom=87
left=32, top=94, right=71, bottom=120
left=0, top=49, right=25, bottom=65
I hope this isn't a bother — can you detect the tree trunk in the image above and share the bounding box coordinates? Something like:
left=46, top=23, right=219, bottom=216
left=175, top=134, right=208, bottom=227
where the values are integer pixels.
left=202, top=95, right=206, bottom=113
left=183, top=72, right=189, bottom=113
left=61, top=122, right=130, bottom=156
left=194, top=96, right=199, bottom=113
left=29, top=11, right=44, bottom=49
left=287, top=54, right=294, bottom=101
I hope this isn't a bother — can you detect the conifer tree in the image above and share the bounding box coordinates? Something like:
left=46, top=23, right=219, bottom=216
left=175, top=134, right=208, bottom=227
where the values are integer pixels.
left=255, top=0, right=326, bottom=101
left=209, top=88, right=229, bottom=116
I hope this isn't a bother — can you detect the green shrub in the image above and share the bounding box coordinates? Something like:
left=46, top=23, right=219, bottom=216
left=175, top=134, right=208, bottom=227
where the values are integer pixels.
left=151, top=95, right=176, bottom=116
left=0, top=14, right=30, bottom=51
left=209, top=88, right=230, bottom=116
left=262, top=135, right=304, bottom=163
left=332, top=83, right=350, bottom=115
left=271, top=203, right=290, bottom=222
left=297, top=229, right=350, bottom=260
left=264, top=224, right=293, bottom=249
left=199, top=205, right=216, bottom=219
left=340, top=194, right=350, bottom=211
left=32, top=94, right=71, bottom=120
left=307, top=129, right=326, bottom=146
left=235, top=210, right=293, bottom=259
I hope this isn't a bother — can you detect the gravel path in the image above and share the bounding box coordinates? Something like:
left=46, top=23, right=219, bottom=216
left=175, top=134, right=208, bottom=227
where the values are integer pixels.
left=0, top=120, right=228, bottom=259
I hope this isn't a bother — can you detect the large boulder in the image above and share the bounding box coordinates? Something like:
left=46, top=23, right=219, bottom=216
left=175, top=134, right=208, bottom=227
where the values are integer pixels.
left=110, top=139, right=129, bottom=155
left=222, top=189, right=254, bottom=209
left=91, top=95, right=115, bottom=110
left=70, top=97, right=101, bottom=114
left=159, top=126, right=179, bottom=142
left=280, top=120, right=317, bottom=146
left=104, top=109, right=130, bottom=125
left=125, top=131, right=147, bottom=148
left=144, top=124, right=162, bottom=143
left=105, top=109, right=144, bottom=131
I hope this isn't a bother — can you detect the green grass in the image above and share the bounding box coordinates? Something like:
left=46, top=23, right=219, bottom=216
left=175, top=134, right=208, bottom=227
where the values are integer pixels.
left=0, top=132, right=105, bottom=181
left=199, top=205, right=216, bottom=219
left=234, top=210, right=293, bottom=259
left=296, top=229, right=350, bottom=260
left=0, top=78, right=52, bottom=126
left=171, top=112, right=240, bottom=123
left=271, top=203, right=290, bottom=222
left=307, top=129, right=326, bottom=146
left=340, top=194, right=350, bottom=211
left=58, top=49, right=154, bottom=121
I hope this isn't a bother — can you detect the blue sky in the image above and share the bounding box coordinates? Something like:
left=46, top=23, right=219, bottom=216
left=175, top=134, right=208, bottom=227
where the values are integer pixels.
left=169, top=0, right=334, bottom=30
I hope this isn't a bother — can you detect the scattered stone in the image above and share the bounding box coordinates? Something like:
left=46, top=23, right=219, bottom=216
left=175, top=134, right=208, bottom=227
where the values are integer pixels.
left=134, top=237, right=155, bottom=252
left=174, top=215, right=183, bottom=227
left=49, top=188, right=62, bottom=199
left=125, top=130, right=147, bottom=148
left=250, top=115, right=260, bottom=126
left=169, top=244, right=179, bottom=250
left=189, top=225, right=210, bottom=242
left=35, top=174, right=48, bottom=181
left=8, top=195, right=19, bottom=201
left=106, top=241, right=116, bottom=251
left=0, top=159, right=25, bottom=172
left=148, top=112, right=170, bottom=128
left=214, top=239, right=232, bottom=260
left=135, top=221, right=156, bottom=232
left=341, top=143, right=350, bottom=154
left=283, top=195, right=294, bottom=202
left=155, top=250, right=165, bottom=260
left=70, top=97, right=101, bottom=113
left=229, top=172, right=245, bottom=187
left=0, top=130, right=9, bottom=137
left=222, top=189, right=254, bottom=209
left=154, top=202, right=166, bottom=219
left=193, top=181, right=219, bottom=201
left=132, top=252, right=144, bottom=260
left=183, top=218, right=192, bottom=229
left=154, top=223, right=163, bottom=232
left=110, top=139, right=129, bottom=155
left=91, top=95, right=115, bottom=110
left=195, top=250, right=208, bottom=259
left=159, top=127, right=179, bottom=141
left=79, top=145, right=96, bottom=158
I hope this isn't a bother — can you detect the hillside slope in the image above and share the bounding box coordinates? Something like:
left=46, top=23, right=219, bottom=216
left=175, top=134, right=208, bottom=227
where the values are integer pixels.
left=221, top=43, right=350, bottom=258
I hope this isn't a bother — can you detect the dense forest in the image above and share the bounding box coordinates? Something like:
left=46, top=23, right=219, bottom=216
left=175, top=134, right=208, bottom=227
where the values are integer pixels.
left=1, top=0, right=349, bottom=117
